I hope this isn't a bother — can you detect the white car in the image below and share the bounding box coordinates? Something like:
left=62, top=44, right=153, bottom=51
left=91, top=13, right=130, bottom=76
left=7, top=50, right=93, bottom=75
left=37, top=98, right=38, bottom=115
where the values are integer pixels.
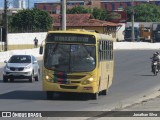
left=3, top=55, right=40, bottom=82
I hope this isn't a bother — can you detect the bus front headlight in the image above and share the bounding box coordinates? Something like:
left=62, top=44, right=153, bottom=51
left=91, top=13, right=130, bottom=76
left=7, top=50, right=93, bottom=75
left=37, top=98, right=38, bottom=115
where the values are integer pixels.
left=45, top=75, right=53, bottom=82
left=82, top=77, right=94, bottom=85
left=46, top=75, right=49, bottom=80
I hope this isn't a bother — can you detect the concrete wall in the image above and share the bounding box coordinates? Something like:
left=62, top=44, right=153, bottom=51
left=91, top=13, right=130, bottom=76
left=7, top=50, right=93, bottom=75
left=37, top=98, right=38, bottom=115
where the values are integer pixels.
left=8, top=32, right=47, bottom=45
left=0, top=32, right=47, bottom=51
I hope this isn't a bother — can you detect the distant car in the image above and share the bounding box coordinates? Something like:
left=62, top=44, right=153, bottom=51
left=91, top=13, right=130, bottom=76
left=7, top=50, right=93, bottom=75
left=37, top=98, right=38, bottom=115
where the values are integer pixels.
left=3, top=55, right=40, bottom=82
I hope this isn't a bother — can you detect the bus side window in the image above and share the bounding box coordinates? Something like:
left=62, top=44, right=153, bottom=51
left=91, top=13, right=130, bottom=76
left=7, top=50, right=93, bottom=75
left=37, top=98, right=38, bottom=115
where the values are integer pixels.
left=107, top=41, right=109, bottom=60
left=109, top=41, right=112, bottom=60
left=104, top=41, right=106, bottom=60
left=99, top=41, right=102, bottom=61
left=111, top=42, right=113, bottom=60
left=102, top=41, right=104, bottom=60
left=105, top=41, right=107, bottom=60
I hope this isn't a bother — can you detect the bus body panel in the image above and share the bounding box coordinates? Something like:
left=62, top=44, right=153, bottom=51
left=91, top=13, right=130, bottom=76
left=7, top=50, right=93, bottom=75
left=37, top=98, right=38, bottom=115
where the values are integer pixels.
left=98, top=61, right=114, bottom=92
left=42, top=29, right=114, bottom=96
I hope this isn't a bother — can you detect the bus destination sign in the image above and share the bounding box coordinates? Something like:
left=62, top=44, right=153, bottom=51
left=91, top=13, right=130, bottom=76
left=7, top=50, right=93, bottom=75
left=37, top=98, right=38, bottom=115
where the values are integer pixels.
left=46, top=33, right=96, bottom=44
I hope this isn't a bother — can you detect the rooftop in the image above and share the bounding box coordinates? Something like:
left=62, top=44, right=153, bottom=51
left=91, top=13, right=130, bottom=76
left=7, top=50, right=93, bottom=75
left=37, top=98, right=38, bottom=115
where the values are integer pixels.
left=51, top=14, right=120, bottom=27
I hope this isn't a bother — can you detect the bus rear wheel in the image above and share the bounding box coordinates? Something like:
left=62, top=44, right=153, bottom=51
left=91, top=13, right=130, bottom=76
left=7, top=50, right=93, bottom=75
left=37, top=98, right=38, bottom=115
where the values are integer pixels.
left=46, top=91, right=53, bottom=100
left=101, top=89, right=108, bottom=95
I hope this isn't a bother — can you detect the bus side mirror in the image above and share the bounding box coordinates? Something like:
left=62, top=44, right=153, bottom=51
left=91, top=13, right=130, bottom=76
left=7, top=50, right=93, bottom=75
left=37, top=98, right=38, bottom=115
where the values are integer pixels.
left=39, top=45, right=43, bottom=54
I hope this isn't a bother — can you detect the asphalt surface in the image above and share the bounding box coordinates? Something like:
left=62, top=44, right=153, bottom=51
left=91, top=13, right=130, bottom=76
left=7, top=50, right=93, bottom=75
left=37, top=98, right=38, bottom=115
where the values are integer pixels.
left=0, top=50, right=160, bottom=117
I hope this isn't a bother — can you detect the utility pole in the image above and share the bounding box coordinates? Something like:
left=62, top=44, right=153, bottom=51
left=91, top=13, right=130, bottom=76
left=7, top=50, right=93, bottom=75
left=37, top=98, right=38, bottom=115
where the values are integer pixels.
left=61, top=0, right=66, bottom=30
left=4, top=0, right=8, bottom=51
left=131, top=0, right=135, bottom=42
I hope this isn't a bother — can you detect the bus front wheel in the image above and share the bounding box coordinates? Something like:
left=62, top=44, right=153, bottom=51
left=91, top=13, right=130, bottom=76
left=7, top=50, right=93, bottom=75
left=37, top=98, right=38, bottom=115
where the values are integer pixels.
left=90, top=93, right=98, bottom=100
left=46, top=91, right=53, bottom=100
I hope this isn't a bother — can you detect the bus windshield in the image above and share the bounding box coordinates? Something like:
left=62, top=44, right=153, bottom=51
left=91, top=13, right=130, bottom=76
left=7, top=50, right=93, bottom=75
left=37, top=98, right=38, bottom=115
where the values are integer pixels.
left=44, top=43, right=96, bottom=72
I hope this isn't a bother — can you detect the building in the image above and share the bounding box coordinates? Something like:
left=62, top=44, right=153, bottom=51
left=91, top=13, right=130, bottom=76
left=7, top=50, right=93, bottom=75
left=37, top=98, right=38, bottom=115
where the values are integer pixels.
left=51, top=14, right=123, bottom=41
left=35, top=0, right=160, bottom=12
left=13, top=0, right=26, bottom=9
left=101, top=0, right=160, bottom=11
left=34, top=0, right=101, bottom=14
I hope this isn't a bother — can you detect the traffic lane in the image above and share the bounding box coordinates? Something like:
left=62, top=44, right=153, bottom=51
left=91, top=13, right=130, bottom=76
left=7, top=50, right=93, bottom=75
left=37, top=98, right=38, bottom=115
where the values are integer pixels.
left=0, top=58, right=43, bottom=94
left=0, top=58, right=99, bottom=111
left=110, top=50, right=160, bottom=104
left=0, top=58, right=47, bottom=111
left=0, top=50, right=160, bottom=111
left=113, top=50, right=158, bottom=86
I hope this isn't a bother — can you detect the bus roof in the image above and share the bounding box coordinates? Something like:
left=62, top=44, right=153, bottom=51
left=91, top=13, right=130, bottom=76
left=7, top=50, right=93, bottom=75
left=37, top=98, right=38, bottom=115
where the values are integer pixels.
left=48, top=29, right=96, bottom=34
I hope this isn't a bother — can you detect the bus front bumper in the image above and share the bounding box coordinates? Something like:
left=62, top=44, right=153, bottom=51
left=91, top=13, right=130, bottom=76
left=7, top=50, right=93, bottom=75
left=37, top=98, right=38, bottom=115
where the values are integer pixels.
left=43, top=81, right=98, bottom=93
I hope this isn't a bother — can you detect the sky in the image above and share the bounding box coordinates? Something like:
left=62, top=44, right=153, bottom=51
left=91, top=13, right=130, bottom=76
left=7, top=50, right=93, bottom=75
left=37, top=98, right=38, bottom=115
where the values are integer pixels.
left=0, top=0, right=60, bottom=9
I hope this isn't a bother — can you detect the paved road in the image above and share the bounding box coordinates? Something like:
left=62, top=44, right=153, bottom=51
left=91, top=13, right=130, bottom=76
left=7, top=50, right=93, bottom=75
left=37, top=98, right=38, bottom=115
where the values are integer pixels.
left=0, top=50, right=160, bottom=112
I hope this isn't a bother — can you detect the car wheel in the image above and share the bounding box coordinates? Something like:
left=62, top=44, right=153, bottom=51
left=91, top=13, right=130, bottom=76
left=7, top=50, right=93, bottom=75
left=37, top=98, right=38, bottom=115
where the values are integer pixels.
left=35, top=75, right=39, bottom=81
left=35, top=69, right=40, bottom=81
left=3, top=75, right=8, bottom=82
left=29, top=71, right=34, bottom=82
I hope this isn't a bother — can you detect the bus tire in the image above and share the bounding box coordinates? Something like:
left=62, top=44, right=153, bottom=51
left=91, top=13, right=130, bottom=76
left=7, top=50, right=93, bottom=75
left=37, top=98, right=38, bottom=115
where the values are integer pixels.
left=91, top=93, right=98, bottom=100
left=102, top=77, right=109, bottom=95
left=46, top=91, right=53, bottom=100
left=101, top=89, right=108, bottom=95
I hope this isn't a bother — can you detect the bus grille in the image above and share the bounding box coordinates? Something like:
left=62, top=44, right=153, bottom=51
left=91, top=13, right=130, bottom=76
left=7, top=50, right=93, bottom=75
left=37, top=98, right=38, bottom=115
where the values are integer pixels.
left=60, top=85, right=78, bottom=89
left=71, top=81, right=81, bottom=83
left=67, top=75, right=86, bottom=79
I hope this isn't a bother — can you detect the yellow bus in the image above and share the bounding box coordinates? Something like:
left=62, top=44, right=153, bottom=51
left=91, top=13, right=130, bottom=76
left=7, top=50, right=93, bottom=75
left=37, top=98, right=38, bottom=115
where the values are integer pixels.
left=39, top=29, right=114, bottom=100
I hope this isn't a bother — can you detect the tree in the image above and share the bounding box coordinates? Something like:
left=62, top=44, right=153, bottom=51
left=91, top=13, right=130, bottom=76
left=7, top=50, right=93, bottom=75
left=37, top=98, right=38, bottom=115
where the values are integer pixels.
left=125, top=3, right=160, bottom=22
left=10, top=8, right=53, bottom=32
left=67, top=6, right=108, bottom=21
left=92, top=7, right=108, bottom=21
left=67, top=6, right=90, bottom=14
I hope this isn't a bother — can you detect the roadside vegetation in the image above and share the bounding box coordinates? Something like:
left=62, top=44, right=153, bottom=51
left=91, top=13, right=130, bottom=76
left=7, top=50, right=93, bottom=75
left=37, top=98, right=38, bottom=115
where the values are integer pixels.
left=8, top=8, right=53, bottom=33
left=125, top=3, right=160, bottom=22
left=67, top=6, right=109, bottom=21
